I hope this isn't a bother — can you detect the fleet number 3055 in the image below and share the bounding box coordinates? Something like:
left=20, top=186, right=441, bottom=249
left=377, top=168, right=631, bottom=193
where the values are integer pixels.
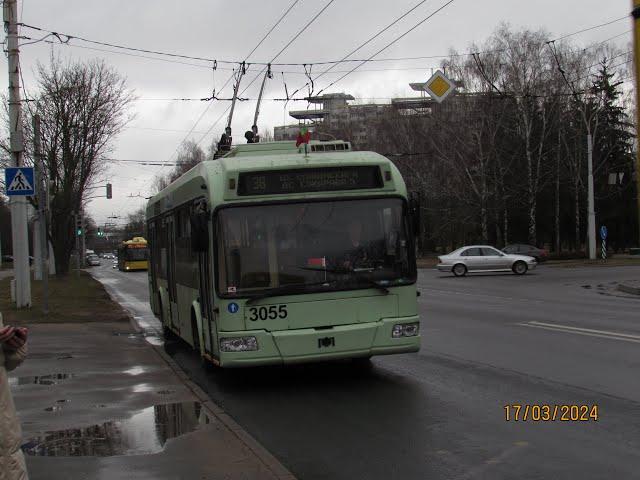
left=247, top=305, right=288, bottom=321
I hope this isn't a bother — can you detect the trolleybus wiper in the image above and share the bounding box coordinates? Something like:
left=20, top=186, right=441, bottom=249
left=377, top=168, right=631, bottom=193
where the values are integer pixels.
left=245, top=281, right=336, bottom=305
left=297, top=266, right=390, bottom=294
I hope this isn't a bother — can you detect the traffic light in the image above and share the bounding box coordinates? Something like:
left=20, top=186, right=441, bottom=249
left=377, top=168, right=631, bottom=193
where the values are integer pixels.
left=97, top=229, right=103, bottom=237
left=106, top=183, right=112, bottom=199
left=75, top=215, right=83, bottom=236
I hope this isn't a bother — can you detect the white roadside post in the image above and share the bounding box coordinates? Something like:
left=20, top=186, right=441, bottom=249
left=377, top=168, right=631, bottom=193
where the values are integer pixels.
left=4, top=0, right=31, bottom=307
left=600, top=226, right=607, bottom=262
left=34, top=114, right=49, bottom=314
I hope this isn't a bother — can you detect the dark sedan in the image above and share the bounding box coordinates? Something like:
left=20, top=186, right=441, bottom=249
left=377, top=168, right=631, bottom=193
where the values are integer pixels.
left=502, top=244, right=548, bottom=262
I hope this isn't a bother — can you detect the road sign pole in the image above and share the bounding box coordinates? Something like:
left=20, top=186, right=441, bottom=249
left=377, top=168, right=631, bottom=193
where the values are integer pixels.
left=4, top=0, right=31, bottom=307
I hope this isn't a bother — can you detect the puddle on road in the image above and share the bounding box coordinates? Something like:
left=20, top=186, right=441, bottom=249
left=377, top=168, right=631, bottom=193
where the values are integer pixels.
left=22, top=401, right=212, bottom=457
left=113, top=330, right=164, bottom=347
left=8, top=374, right=75, bottom=387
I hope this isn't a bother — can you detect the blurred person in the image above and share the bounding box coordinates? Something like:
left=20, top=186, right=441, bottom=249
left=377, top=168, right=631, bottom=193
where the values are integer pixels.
left=0, top=313, right=29, bottom=480
left=333, top=218, right=381, bottom=270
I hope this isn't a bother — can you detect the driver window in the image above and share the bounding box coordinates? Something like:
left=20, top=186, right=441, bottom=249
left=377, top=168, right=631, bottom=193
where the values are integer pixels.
left=481, top=247, right=501, bottom=256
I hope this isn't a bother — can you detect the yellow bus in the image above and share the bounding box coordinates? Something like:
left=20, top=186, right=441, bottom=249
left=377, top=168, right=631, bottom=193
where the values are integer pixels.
left=118, top=237, right=149, bottom=271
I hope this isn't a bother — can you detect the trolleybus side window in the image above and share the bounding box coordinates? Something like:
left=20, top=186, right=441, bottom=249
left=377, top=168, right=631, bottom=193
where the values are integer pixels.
left=175, top=205, right=198, bottom=289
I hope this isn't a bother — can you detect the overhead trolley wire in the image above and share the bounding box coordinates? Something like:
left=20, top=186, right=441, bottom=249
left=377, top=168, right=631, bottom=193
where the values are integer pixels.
left=18, top=16, right=629, bottom=69
left=315, top=0, right=456, bottom=95
left=189, top=0, right=339, bottom=152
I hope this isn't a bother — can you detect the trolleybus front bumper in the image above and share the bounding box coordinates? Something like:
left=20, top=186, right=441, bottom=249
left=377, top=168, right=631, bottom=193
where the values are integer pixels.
left=217, top=316, right=420, bottom=367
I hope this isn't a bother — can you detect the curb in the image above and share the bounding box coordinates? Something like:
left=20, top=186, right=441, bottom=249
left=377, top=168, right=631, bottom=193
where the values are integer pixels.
left=617, top=283, right=640, bottom=296
left=148, top=341, right=296, bottom=480
left=94, top=272, right=296, bottom=480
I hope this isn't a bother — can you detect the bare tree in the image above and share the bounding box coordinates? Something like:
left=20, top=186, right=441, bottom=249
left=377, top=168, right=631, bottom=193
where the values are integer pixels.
left=163, top=140, right=206, bottom=184
left=34, top=57, right=134, bottom=275
left=122, top=206, right=145, bottom=239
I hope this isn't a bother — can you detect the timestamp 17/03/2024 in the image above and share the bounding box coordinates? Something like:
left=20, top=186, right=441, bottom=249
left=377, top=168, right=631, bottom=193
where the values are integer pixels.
left=504, top=404, right=598, bottom=422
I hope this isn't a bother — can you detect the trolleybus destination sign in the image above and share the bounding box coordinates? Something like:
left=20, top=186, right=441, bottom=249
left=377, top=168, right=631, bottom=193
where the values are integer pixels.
left=237, top=166, right=383, bottom=196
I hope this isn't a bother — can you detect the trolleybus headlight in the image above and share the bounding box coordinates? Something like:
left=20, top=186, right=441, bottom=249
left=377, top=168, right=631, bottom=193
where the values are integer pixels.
left=392, top=322, right=419, bottom=338
left=220, top=336, right=259, bottom=352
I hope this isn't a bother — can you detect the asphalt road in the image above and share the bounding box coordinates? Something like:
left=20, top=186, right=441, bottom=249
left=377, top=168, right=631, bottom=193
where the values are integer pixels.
left=92, top=264, right=640, bottom=480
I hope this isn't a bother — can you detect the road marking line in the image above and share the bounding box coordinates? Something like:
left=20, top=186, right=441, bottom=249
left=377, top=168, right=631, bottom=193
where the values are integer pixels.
left=518, top=322, right=640, bottom=344
left=528, top=321, right=640, bottom=340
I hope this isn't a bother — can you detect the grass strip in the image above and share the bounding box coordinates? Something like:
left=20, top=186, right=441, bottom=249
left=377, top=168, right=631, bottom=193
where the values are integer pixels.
left=0, top=271, right=130, bottom=325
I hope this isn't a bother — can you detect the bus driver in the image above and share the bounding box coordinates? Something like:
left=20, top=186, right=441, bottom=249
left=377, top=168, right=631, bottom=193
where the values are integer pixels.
left=335, top=218, right=380, bottom=270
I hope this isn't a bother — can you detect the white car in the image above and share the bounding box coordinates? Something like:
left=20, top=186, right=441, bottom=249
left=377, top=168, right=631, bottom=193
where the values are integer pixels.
left=86, top=254, right=101, bottom=267
left=437, top=245, right=537, bottom=277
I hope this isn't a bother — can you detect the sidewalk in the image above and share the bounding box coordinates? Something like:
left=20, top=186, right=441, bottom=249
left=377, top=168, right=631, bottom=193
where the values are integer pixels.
left=9, top=314, right=294, bottom=479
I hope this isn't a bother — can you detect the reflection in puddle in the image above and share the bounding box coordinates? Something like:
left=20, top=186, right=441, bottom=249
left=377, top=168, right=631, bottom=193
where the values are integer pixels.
left=8, top=374, right=75, bottom=387
left=145, top=335, right=163, bottom=346
left=123, top=366, right=146, bottom=376
left=132, top=383, right=154, bottom=393
left=22, top=402, right=212, bottom=457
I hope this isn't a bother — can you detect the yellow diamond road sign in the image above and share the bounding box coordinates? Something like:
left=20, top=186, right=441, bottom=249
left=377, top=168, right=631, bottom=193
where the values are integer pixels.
left=422, top=70, right=456, bottom=103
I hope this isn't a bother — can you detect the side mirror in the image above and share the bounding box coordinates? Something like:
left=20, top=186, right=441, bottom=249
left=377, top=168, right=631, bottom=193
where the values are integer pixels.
left=190, top=212, right=209, bottom=252
left=408, top=196, right=421, bottom=237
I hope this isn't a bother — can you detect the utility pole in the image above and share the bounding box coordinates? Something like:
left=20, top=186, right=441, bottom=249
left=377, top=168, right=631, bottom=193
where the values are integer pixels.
left=4, top=0, right=31, bottom=307
left=633, top=1, right=640, bottom=245
left=587, top=133, right=596, bottom=259
left=33, top=115, right=48, bottom=314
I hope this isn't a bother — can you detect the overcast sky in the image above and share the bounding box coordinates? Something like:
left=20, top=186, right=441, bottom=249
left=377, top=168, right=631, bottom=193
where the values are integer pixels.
left=0, top=0, right=632, bottom=227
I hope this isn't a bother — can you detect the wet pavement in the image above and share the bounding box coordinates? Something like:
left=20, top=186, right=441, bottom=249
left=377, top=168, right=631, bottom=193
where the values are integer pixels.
left=90, top=263, right=640, bottom=480
left=10, top=314, right=293, bottom=478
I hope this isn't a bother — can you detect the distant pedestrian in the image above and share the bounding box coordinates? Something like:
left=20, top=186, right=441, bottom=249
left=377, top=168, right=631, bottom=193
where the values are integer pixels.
left=0, top=313, right=29, bottom=480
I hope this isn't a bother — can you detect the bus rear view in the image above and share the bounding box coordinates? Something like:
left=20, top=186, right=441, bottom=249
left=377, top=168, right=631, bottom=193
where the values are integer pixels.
left=147, top=142, right=421, bottom=367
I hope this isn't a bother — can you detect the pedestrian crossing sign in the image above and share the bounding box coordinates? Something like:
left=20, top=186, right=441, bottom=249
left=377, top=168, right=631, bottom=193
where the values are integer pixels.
left=4, top=167, right=35, bottom=196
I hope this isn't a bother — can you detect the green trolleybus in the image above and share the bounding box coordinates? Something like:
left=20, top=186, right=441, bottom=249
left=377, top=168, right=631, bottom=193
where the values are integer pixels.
left=146, top=140, right=420, bottom=367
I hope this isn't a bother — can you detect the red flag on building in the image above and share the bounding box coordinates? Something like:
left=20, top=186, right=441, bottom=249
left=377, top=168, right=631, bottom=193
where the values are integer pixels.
left=296, top=126, right=311, bottom=147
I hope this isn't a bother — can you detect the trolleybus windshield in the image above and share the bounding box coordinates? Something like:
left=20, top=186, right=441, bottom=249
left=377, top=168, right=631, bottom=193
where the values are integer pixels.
left=124, top=247, right=149, bottom=261
left=216, top=198, right=415, bottom=297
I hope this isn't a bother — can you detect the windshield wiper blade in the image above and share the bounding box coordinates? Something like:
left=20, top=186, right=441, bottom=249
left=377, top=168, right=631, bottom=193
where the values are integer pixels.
left=297, top=265, right=389, bottom=294
left=245, top=281, right=335, bottom=305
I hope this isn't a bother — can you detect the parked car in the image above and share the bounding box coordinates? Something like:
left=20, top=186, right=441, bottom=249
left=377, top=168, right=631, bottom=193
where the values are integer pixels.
left=502, top=244, right=548, bottom=262
left=86, top=254, right=101, bottom=267
left=2, top=255, right=33, bottom=264
left=437, top=245, right=537, bottom=277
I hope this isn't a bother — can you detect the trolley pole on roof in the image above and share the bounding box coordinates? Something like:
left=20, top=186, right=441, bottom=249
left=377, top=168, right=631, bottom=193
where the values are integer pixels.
left=253, top=69, right=271, bottom=129
left=633, top=0, right=640, bottom=245
left=4, top=0, right=31, bottom=307
left=226, top=67, right=245, bottom=131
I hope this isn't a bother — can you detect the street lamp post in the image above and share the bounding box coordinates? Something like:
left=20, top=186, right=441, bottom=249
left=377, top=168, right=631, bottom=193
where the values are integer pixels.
left=633, top=1, right=640, bottom=245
